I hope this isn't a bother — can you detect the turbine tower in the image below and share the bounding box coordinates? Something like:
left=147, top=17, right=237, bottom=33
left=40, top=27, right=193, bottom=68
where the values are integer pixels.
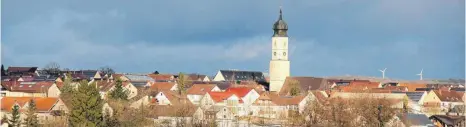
left=417, top=69, right=423, bottom=80
left=379, top=68, right=387, bottom=79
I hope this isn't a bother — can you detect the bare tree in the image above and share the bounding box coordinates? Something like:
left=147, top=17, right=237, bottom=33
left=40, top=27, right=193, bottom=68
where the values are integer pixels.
left=43, top=62, right=61, bottom=76
left=99, top=66, right=115, bottom=75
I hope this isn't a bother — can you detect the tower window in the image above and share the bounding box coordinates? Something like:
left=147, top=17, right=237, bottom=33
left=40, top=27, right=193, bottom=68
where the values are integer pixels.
left=283, top=52, right=286, bottom=56
left=274, top=52, right=277, bottom=56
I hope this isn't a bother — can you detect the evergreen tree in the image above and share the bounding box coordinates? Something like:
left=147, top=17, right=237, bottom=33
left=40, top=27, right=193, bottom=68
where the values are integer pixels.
left=61, top=73, right=74, bottom=93
left=108, top=79, right=129, bottom=100
left=69, top=81, right=104, bottom=127
left=176, top=72, right=187, bottom=95
left=23, top=99, right=39, bottom=127
left=9, top=104, right=21, bottom=127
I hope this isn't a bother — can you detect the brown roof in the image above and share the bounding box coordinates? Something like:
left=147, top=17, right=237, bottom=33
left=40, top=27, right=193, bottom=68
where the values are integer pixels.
left=157, top=91, right=192, bottom=106
left=280, top=77, right=329, bottom=96
left=186, top=74, right=207, bottom=81
left=257, top=92, right=306, bottom=106
left=7, top=67, right=38, bottom=73
left=187, top=84, right=217, bottom=95
left=1, top=81, right=54, bottom=93
left=433, top=90, right=464, bottom=102
left=150, top=82, right=175, bottom=91
left=1, top=97, right=60, bottom=112
left=94, top=80, right=116, bottom=92
left=147, top=74, right=174, bottom=81
left=310, top=91, right=328, bottom=103
left=398, top=83, right=427, bottom=92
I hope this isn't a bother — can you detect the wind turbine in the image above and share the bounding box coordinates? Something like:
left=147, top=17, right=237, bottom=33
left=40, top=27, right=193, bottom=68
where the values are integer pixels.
left=417, top=69, right=423, bottom=80
left=379, top=68, right=387, bottom=79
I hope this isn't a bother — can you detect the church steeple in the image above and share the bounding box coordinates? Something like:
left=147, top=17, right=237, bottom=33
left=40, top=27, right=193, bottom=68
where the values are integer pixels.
left=273, top=7, right=288, bottom=37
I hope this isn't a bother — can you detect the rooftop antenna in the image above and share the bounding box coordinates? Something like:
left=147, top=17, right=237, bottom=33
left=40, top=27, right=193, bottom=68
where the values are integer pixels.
left=379, top=68, right=387, bottom=79
left=417, top=69, right=423, bottom=80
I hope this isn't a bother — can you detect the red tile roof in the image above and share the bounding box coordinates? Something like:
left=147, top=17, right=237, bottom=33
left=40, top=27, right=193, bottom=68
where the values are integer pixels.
left=225, top=87, right=253, bottom=97
left=208, top=92, right=236, bottom=103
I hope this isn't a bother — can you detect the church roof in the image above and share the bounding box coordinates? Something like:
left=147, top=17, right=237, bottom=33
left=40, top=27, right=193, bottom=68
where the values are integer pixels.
left=273, top=8, right=288, bottom=37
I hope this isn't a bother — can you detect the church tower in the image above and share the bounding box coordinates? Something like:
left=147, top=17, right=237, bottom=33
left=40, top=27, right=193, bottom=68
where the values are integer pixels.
left=269, top=8, right=290, bottom=92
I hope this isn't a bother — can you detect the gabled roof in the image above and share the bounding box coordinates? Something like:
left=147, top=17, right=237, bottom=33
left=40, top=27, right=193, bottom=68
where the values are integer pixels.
left=1, top=97, right=60, bottom=112
left=147, top=74, right=174, bottom=81
left=218, top=70, right=265, bottom=81
left=280, top=77, right=329, bottom=95
left=124, top=74, right=154, bottom=82
left=429, top=115, right=465, bottom=126
left=187, top=74, right=208, bottom=81
left=7, top=67, right=38, bottom=73
left=207, top=92, right=237, bottom=103
left=150, top=82, right=175, bottom=91
left=156, top=91, right=192, bottom=106
left=187, top=84, right=217, bottom=95
left=225, top=87, right=253, bottom=98
left=433, top=90, right=464, bottom=102
left=94, top=80, right=116, bottom=92
left=398, top=83, right=427, bottom=92
left=1, top=81, right=54, bottom=93
left=392, top=91, right=426, bottom=103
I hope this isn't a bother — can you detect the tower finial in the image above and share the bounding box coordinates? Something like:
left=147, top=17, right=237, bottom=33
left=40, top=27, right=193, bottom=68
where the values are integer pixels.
left=279, top=6, right=283, bottom=20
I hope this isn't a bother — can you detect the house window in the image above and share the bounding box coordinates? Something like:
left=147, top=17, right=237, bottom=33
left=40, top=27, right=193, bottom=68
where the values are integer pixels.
left=223, top=115, right=226, bottom=118
left=224, top=108, right=226, bottom=111
left=274, top=52, right=277, bottom=56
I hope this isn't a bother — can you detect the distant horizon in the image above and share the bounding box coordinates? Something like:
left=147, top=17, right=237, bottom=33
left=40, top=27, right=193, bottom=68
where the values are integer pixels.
left=2, top=64, right=464, bottom=81
left=2, top=0, right=464, bottom=81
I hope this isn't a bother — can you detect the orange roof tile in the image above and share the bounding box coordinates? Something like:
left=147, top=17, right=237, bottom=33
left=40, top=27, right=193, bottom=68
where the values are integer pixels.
left=1, top=97, right=59, bottom=112
left=398, top=83, right=427, bottom=92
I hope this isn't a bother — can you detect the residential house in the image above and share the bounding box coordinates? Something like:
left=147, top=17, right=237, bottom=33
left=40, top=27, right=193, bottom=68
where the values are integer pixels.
left=148, top=105, right=196, bottom=127
left=392, top=91, right=427, bottom=113
left=429, top=115, right=465, bottom=127
left=0, top=97, right=68, bottom=125
left=6, top=67, right=38, bottom=77
left=279, top=77, right=329, bottom=96
left=213, top=70, right=265, bottom=82
left=193, top=106, right=235, bottom=127
left=187, top=74, right=210, bottom=82
left=433, top=90, right=464, bottom=112
left=147, top=74, right=175, bottom=82
left=330, top=92, right=407, bottom=108
left=399, top=83, right=427, bottom=92
left=119, top=74, right=154, bottom=83
left=1, top=81, right=60, bottom=97
left=187, top=84, right=221, bottom=105
left=200, top=91, right=243, bottom=116
left=152, top=90, right=192, bottom=106
left=94, top=80, right=138, bottom=99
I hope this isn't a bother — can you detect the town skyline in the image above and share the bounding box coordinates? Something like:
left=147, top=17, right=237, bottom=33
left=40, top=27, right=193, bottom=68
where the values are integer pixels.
left=2, top=0, right=464, bottom=80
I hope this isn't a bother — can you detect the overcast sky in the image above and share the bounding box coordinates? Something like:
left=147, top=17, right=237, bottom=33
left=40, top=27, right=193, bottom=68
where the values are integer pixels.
left=1, top=0, right=464, bottom=80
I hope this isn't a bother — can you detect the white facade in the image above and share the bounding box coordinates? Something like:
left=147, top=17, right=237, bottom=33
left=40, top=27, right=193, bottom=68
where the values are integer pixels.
left=269, top=36, right=290, bottom=92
